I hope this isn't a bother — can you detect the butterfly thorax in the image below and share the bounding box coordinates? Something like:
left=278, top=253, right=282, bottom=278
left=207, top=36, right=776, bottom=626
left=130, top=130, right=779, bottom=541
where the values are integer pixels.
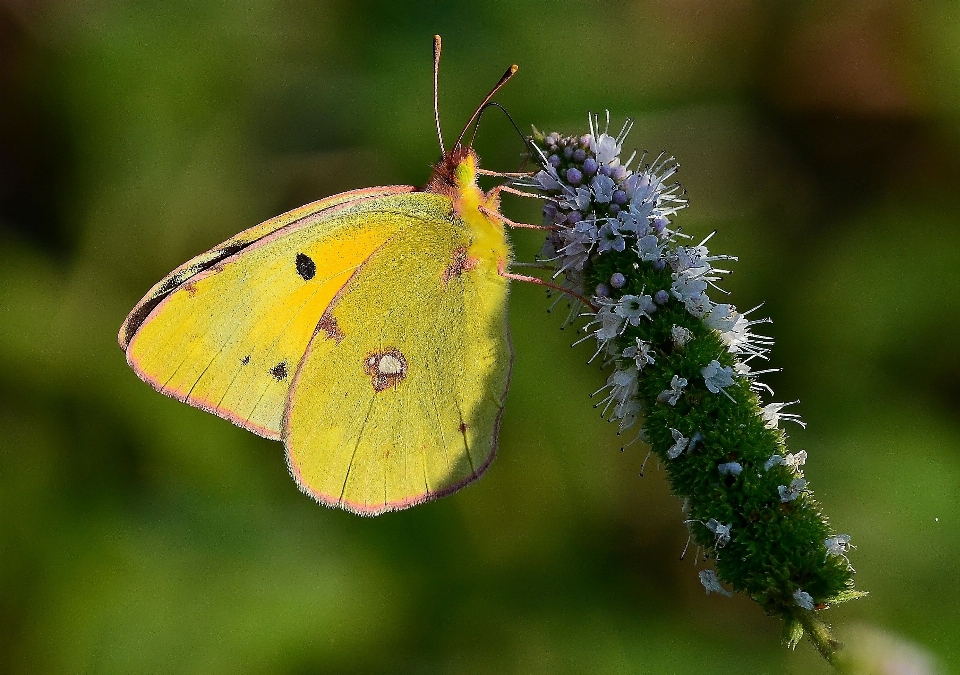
left=424, top=145, right=511, bottom=270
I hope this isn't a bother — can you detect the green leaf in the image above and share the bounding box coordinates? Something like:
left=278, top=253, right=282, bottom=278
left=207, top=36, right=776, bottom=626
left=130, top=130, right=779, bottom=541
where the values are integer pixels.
left=823, top=590, right=869, bottom=605
left=783, top=618, right=805, bottom=649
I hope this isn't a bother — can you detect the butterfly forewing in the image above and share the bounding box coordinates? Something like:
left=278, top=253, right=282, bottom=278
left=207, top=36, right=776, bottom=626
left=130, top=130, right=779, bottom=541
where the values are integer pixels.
left=123, top=187, right=415, bottom=438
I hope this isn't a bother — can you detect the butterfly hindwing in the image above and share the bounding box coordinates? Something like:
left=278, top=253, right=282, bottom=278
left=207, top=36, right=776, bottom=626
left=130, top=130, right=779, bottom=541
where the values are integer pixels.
left=284, top=193, right=512, bottom=515
left=122, top=187, right=415, bottom=439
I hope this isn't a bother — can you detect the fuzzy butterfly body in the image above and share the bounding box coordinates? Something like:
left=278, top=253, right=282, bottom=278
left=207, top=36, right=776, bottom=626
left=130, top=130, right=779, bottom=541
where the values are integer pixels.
left=120, top=139, right=514, bottom=514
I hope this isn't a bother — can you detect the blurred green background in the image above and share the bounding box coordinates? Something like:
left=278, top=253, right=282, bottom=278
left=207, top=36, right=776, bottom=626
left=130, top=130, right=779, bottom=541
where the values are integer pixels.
left=2, top=1, right=958, bottom=673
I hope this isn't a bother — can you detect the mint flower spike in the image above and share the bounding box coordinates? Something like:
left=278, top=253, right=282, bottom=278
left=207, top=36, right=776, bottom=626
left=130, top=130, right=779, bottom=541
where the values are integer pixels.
left=521, top=113, right=865, bottom=665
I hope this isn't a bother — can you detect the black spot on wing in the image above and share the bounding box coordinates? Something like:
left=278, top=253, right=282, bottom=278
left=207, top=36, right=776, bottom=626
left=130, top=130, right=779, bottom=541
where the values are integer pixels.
left=295, top=253, right=316, bottom=280
left=241, top=355, right=250, bottom=365
left=270, top=362, right=288, bottom=380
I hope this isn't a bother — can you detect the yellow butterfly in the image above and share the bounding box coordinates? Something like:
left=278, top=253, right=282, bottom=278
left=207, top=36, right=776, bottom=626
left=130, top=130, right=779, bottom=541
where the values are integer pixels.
left=119, top=37, right=545, bottom=515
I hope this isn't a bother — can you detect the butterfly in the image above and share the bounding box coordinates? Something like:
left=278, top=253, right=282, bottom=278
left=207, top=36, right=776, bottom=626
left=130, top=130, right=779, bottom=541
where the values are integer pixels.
left=119, top=36, right=557, bottom=516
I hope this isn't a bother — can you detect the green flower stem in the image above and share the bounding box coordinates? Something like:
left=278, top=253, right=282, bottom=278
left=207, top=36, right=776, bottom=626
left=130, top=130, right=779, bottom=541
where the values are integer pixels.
left=795, top=611, right=842, bottom=666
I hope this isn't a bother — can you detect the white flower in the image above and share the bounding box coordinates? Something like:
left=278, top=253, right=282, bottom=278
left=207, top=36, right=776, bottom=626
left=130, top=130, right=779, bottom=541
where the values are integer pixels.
left=658, top=375, right=688, bottom=406
left=765, top=451, right=807, bottom=472
left=704, top=303, right=738, bottom=332
left=671, top=325, right=693, bottom=347
left=590, top=132, right=621, bottom=165
left=717, top=462, right=742, bottom=477
left=683, top=294, right=713, bottom=318
left=825, top=534, right=853, bottom=558
left=785, top=450, right=807, bottom=470
left=671, top=274, right=708, bottom=303
left=668, top=428, right=689, bottom=459
left=760, top=401, right=806, bottom=429
left=591, top=174, right=616, bottom=203
left=561, top=186, right=592, bottom=211
left=534, top=168, right=562, bottom=191
left=618, top=203, right=652, bottom=235
left=615, top=294, right=656, bottom=326
left=593, top=366, right=640, bottom=420
left=701, top=360, right=735, bottom=394
left=716, top=308, right=774, bottom=358
left=778, top=478, right=806, bottom=502
left=614, top=398, right=642, bottom=430
left=623, top=338, right=656, bottom=370
left=609, top=366, right=639, bottom=403
left=635, top=234, right=663, bottom=262
left=596, top=304, right=626, bottom=342
left=597, top=221, right=626, bottom=253
left=705, top=518, right=732, bottom=546
left=699, top=569, right=733, bottom=597
left=793, top=589, right=815, bottom=610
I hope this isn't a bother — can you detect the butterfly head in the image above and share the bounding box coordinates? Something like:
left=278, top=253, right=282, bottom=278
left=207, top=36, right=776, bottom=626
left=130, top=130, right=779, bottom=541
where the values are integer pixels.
left=425, top=144, right=480, bottom=195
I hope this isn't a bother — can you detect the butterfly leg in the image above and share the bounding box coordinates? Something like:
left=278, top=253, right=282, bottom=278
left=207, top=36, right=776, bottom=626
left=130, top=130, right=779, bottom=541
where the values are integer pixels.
left=478, top=205, right=555, bottom=231
left=475, top=168, right=538, bottom=178
left=496, top=259, right=596, bottom=309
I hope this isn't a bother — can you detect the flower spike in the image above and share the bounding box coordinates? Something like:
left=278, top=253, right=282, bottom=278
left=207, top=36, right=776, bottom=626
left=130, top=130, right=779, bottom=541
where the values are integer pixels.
left=521, top=113, right=862, bottom=664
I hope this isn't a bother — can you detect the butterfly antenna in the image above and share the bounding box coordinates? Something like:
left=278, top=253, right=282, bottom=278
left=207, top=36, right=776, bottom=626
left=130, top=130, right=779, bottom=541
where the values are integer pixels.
left=470, top=101, right=531, bottom=152
left=433, top=35, right=445, bottom=155
left=454, top=64, right=519, bottom=149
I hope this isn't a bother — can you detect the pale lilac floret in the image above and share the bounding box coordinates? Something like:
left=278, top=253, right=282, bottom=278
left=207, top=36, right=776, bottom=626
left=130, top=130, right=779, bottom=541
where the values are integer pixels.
left=535, top=169, right=562, bottom=191
left=793, top=589, right=815, bottom=610
left=618, top=205, right=652, bottom=235
left=668, top=428, right=689, bottom=459
left=590, top=132, right=622, bottom=165
left=636, top=234, right=664, bottom=262
left=671, top=275, right=708, bottom=304
left=561, top=186, right=592, bottom=212
left=609, top=366, right=639, bottom=402
left=765, top=451, right=807, bottom=472
left=623, top=338, right=656, bottom=370
left=658, top=375, right=688, bottom=406
left=671, top=325, right=693, bottom=347
left=704, top=303, right=738, bottom=332
left=699, top=569, right=732, bottom=597
left=825, top=534, right=853, bottom=558
left=684, top=294, right=713, bottom=318
left=614, top=294, right=656, bottom=326
left=705, top=519, right=732, bottom=546
left=591, top=174, right=616, bottom=203
left=717, top=462, right=742, bottom=477
left=593, top=305, right=626, bottom=342
left=761, top=401, right=806, bottom=429
left=779, top=478, right=806, bottom=502
left=702, top=360, right=735, bottom=394
left=598, top=221, right=626, bottom=253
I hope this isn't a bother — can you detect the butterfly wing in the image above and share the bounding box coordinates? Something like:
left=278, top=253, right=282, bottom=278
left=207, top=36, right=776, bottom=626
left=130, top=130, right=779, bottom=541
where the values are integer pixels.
left=284, top=192, right=512, bottom=515
left=121, top=186, right=416, bottom=439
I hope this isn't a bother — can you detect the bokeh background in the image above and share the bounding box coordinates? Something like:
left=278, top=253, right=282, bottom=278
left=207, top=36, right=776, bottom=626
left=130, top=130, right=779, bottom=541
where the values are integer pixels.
left=2, top=1, right=958, bottom=673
